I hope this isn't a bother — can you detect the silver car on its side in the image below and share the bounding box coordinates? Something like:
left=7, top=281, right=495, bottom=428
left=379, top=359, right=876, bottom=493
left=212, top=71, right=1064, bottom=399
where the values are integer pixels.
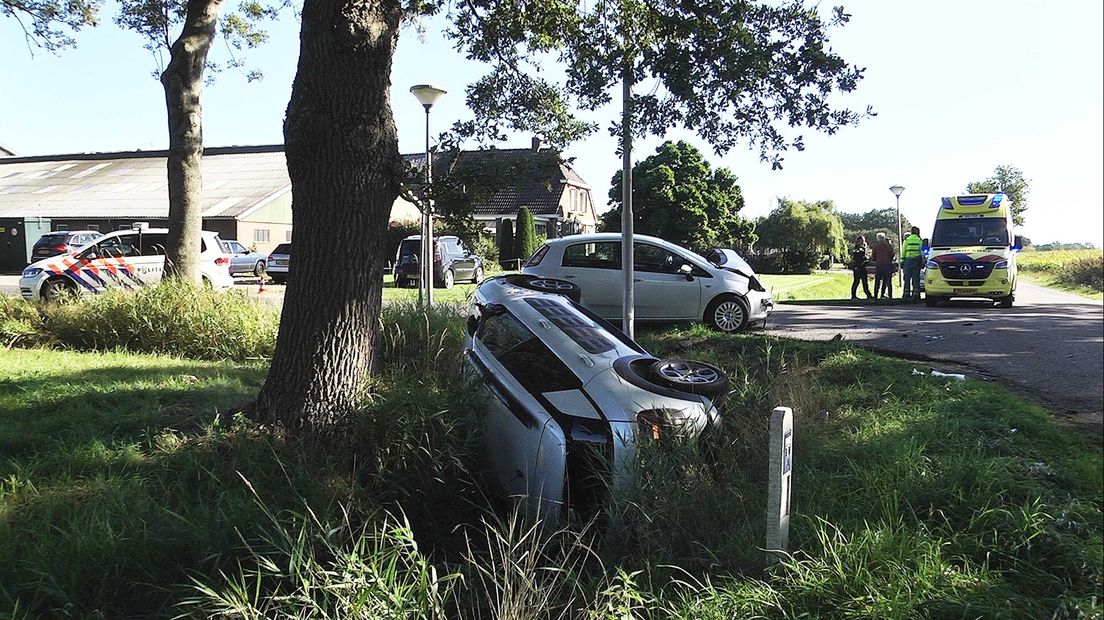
left=465, top=274, right=728, bottom=523
left=521, top=233, right=773, bottom=332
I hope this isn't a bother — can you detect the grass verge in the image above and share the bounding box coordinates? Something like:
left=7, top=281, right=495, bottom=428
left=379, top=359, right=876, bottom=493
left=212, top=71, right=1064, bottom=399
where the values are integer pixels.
left=1020, top=272, right=1104, bottom=301
left=759, top=271, right=854, bottom=302
left=2, top=317, right=1100, bottom=617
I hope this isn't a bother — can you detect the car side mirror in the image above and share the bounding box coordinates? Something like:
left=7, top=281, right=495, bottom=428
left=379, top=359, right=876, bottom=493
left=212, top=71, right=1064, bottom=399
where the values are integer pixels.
left=466, top=314, right=479, bottom=336
left=678, top=263, right=694, bottom=281
left=1012, top=235, right=1023, bottom=252
left=922, top=238, right=930, bottom=251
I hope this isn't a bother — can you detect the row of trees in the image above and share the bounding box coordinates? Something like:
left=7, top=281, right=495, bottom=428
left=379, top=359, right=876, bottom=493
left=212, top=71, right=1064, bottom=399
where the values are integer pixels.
left=10, top=0, right=872, bottom=430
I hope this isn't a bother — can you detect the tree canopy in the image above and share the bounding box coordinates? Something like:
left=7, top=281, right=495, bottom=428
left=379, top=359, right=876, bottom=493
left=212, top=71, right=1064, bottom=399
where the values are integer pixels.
left=839, top=207, right=913, bottom=247
left=601, top=140, right=754, bottom=251
left=755, top=198, right=846, bottom=273
left=253, top=0, right=871, bottom=430
left=966, top=164, right=1030, bottom=226
left=2, top=0, right=100, bottom=51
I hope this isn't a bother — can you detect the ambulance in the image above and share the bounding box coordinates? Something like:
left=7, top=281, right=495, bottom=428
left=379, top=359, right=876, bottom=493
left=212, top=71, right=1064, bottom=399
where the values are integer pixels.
left=924, top=193, right=1023, bottom=307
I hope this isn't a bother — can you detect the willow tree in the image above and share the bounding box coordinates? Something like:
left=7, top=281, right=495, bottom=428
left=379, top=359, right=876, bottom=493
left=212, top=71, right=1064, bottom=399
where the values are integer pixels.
left=249, top=0, right=870, bottom=431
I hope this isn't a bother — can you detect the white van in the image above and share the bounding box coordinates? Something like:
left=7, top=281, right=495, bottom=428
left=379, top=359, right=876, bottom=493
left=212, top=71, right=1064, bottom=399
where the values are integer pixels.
left=19, top=227, right=234, bottom=300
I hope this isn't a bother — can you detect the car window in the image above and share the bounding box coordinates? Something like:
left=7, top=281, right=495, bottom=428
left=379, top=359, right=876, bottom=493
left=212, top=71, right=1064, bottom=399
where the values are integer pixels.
left=272, top=243, right=292, bottom=255
left=95, top=235, right=140, bottom=259
left=231, top=241, right=247, bottom=253
left=562, top=241, right=621, bottom=269
left=37, top=234, right=67, bottom=246
left=634, top=243, right=685, bottom=274
left=138, top=233, right=169, bottom=256
left=525, top=297, right=615, bottom=354
left=477, top=311, right=582, bottom=393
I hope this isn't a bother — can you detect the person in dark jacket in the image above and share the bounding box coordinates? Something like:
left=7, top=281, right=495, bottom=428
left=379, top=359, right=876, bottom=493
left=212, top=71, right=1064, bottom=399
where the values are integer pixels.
left=849, top=234, right=872, bottom=299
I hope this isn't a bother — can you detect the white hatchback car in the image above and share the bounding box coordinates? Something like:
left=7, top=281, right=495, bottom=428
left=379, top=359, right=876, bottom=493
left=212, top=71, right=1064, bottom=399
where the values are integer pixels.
left=20, top=228, right=235, bottom=300
left=522, top=233, right=773, bottom=332
left=465, top=274, right=729, bottom=522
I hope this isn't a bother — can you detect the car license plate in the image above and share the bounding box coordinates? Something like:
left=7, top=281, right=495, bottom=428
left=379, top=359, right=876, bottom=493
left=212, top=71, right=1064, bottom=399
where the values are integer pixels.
left=274, top=259, right=287, bottom=266
left=953, top=288, right=977, bottom=294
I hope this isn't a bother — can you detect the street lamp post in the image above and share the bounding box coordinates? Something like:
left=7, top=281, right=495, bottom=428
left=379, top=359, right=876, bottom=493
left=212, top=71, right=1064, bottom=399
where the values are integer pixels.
left=410, top=84, right=447, bottom=309
left=889, top=184, right=905, bottom=286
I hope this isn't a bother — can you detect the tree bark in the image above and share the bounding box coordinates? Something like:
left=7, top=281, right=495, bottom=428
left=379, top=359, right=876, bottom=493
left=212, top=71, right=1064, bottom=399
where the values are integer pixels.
left=248, top=0, right=403, bottom=431
left=160, top=0, right=223, bottom=285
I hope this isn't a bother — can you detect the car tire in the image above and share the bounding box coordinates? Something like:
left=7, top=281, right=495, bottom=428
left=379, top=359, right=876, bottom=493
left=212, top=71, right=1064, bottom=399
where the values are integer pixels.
left=440, top=269, right=455, bottom=289
left=269, top=275, right=286, bottom=285
left=997, top=295, right=1013, bottom=308
left=472, top=265, right=485, bottom=284
left=43, top=277, right=76, bottom=301
left=647, top=359, right=730, bottom=401
left=925, top=295, right=942, bottom=307
left=503, top=274, right=582, bottom=303
left=395, top=276, right=408, bottom=288
left=253, top=261, right=266, bottom=277
left=704, top=295, right=748, bottom=333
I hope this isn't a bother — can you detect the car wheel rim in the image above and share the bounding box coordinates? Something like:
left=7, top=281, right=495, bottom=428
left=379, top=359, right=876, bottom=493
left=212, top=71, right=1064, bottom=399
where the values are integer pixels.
left=657, top=361, right=719, bottom=385
left=530, top=279, right=574, bottom=292
left=714, top=301, right=744, bottom=332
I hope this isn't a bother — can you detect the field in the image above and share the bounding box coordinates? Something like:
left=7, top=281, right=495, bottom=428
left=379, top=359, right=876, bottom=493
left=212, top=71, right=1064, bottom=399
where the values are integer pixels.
left=759, top=271, right=853, bottom=302
left=2, top=306, right=1100, bottom=617
left=1017, top=249, right=1103, bottom=298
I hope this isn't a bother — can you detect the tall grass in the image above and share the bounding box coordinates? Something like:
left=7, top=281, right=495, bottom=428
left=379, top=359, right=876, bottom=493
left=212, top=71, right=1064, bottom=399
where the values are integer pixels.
left=1019, top=249, right=1104, bottom=292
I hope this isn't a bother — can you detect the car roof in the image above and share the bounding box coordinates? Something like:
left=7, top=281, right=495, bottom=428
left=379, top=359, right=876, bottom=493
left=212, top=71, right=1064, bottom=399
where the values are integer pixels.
left=475, top=277, right=642, bottom=361
left=401, top=235, right=458, bottom=241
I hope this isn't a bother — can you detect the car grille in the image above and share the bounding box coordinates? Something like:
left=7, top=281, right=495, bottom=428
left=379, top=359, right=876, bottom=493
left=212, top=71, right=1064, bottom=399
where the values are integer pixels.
left=944, top=280, right=989, bottom=287
left=938, top=262, right=995, bottom=280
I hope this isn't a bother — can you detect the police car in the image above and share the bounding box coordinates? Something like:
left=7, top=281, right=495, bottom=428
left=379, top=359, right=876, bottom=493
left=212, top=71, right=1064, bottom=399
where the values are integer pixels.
left=19, top=226, right=235, bottom=300
left=465, top=274, right=728, bottom=522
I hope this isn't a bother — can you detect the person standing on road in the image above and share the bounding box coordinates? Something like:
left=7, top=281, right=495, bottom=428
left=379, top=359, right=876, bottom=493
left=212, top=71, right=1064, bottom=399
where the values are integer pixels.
left=849, top=234, right=873, bottom=300
left=872, top=232, right=896, bottom=299
left=901, top=226, right=924, bottom=302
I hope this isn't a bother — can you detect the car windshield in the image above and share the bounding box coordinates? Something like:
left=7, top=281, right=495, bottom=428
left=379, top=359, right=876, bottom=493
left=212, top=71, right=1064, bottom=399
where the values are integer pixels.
left=932, top=219, right=1009, bottom=247
left=271, top=243, right=292, bottom=255
left=36, top=234, right=69, bottom=246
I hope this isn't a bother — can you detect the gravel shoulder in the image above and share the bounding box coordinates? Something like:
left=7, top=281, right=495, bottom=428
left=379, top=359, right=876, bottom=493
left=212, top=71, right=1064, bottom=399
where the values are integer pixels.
left=766, top=280, right=1104, bottom=438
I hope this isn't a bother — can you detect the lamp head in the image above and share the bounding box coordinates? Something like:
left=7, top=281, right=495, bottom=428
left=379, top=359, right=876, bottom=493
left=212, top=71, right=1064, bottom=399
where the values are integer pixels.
left=889, top=185, right=905, bottom=197
left=410, top=84, right=447, bottom=110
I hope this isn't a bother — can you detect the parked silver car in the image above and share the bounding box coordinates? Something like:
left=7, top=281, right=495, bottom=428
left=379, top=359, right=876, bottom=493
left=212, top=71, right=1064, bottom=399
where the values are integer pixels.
left=465, top=274, right=728, bottom=522
left=221, top=239, right=269, bottom=277
left=522, top=233, right=773, bottom=332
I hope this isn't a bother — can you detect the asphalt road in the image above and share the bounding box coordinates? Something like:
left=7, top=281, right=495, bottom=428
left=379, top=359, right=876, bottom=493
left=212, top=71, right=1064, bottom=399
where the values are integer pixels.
left=766, top=280, right=1104, bottom=437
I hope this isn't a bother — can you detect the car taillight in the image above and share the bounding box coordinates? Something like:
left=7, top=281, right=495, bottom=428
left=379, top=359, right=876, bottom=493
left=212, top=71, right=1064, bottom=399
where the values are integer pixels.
left=53, top=244, right=68, bottom=251
left=637, top=410, right=663, bottom=441
left=215, top=257, right=230, bottom=266
left=434, top=248, right=442, bottom=262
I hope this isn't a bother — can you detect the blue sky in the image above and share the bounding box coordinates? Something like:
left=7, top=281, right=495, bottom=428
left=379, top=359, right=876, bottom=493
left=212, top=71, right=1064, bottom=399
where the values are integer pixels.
left=2, top=0, right=1101, bottom=245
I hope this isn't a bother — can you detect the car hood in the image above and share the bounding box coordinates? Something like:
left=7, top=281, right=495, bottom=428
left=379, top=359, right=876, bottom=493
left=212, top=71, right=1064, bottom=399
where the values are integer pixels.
left=708, top=248, right=767, bottom=292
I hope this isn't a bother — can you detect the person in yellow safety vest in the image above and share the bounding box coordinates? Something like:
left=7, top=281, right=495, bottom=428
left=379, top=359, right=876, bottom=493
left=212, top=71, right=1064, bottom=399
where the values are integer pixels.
left=901, top=226, right=924, bottom=302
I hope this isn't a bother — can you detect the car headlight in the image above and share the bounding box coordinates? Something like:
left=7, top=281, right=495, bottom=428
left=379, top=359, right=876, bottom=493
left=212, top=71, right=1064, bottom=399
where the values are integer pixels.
left=926, top=260, right=938, bottom=269
left=995, top=260, right=1008, bottom=269
left=21, top=267, right=43, bottom=278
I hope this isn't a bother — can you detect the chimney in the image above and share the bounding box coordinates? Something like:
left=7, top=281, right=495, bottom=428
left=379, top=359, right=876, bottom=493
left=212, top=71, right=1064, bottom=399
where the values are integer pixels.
left=531, top=136, right=542, bottom=152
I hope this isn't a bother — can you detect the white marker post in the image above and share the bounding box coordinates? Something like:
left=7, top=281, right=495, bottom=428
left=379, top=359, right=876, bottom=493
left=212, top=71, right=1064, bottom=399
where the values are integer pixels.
left=766, top=406, right=793, bottom=565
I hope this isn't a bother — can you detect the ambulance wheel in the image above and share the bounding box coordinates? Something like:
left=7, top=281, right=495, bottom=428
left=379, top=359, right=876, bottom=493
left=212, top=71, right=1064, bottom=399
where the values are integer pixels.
left=997, top=295, right=1013, bottom=308
left=43, top=277, right=76, bottom=301
left=925, top=296, right=941, bottom=307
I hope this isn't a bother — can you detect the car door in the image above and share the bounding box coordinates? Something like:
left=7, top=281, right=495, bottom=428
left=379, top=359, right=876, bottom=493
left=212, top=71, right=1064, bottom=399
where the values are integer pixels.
left=135, top=232, right=169, bottom=285
left=632, top=243, right=703, bottom=320
left=81, top=233, right=151, bottom=290
left=556, top=241, right=623, bottom=319
left=452, top=239, right=477, bottom=280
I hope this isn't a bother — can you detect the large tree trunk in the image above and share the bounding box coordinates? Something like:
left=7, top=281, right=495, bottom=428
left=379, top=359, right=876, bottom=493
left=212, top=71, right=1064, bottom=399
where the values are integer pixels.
left=160, top=0, right=224, bottom=285
left=248, top=0, right=402, bottom=430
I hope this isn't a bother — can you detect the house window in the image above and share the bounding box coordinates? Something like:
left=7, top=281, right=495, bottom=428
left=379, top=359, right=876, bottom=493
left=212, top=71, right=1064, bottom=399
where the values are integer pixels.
left=286, top=230, right=292, bottom=241
left=55, top=224, right=69, bottom=231
left=254, top=229, right=270, bottom=242
left=118, top=224, right=131, bottom=230
left=87, top=224, right=99, bottom=232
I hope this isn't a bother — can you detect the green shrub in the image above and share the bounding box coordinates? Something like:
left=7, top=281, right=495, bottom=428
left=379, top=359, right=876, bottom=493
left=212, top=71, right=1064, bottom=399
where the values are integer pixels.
left=0, top=297, right=49, bottom=347
left=515, top=206, right=539, bottom=262
left=1056, top=254, right=1103, bottom=291
left=40, top=282, right=279, bottom=360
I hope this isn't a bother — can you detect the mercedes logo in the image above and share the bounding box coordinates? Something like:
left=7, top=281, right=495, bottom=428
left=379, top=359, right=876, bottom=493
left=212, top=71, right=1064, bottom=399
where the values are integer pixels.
left=960, top=264, right=972, bottom=274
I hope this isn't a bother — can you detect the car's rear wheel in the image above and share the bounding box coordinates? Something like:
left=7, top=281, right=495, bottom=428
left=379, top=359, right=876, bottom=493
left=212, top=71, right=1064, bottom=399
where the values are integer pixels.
left=647, top=359, right=730, bottom=400
left=705, top=295, right=748, bottom=333
left=472, top=265, right=485, bottom=284
left=503, top=274, right=582, bottom=302
left=440, top=269, right=455, bottom=289
left=253, top=261, right=266, bottom=277
left=43, top=277, right=76, bottom=301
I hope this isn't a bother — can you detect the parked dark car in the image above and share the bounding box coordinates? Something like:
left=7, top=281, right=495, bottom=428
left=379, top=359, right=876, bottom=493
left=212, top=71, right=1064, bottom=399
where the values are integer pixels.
left=266, top=243, right=291, bottom=284
left=31, top=230, right=102, bottom=261
left=393, top=235, right=484, bottom=289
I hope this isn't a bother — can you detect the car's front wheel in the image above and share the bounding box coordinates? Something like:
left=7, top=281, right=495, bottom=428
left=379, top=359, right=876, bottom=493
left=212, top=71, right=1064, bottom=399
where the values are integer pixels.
left=997, top=295, right=1013, bottom=308
left=253, top=261, right=266, bottom=277
left=440, top=269, right=455, bottom=289
left=42, top=277, right=76, bottom=301
left=472, top=265, right=484, bottom=284
left=925, top=295, right=942, bottom=307
left=705, top=295, right=748, bottom=333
